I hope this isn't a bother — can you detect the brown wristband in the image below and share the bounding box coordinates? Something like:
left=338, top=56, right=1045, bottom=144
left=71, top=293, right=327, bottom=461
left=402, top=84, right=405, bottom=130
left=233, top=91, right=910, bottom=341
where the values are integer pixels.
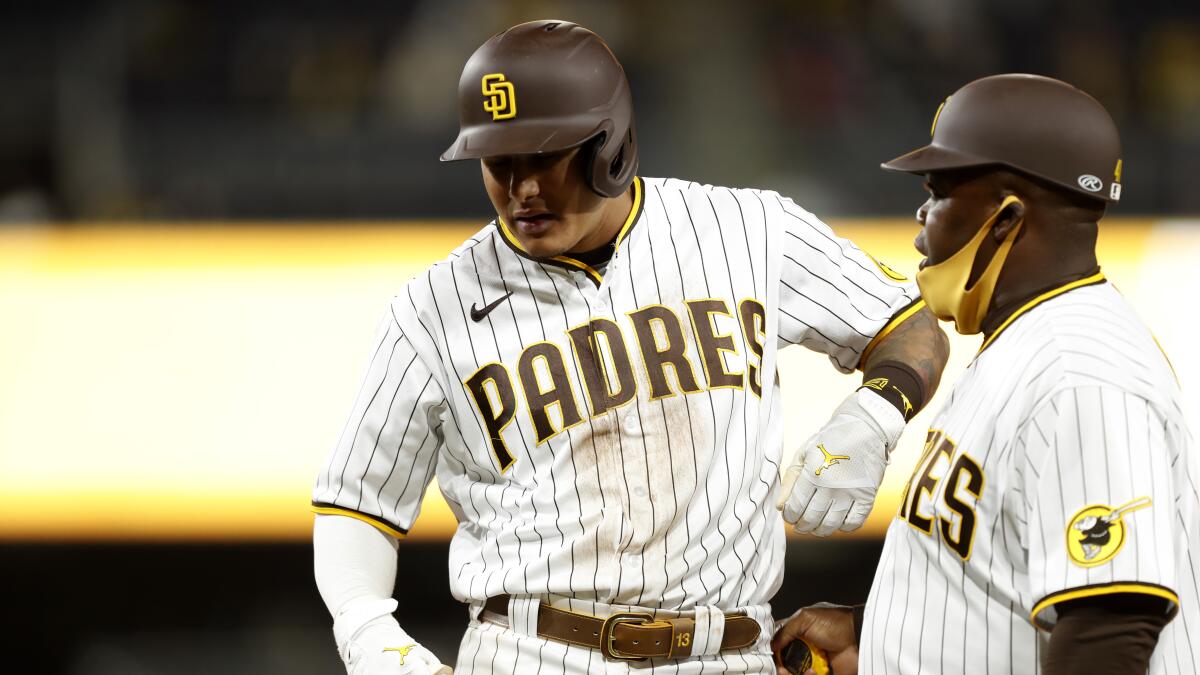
left=860, top=361, right=925, bottom=421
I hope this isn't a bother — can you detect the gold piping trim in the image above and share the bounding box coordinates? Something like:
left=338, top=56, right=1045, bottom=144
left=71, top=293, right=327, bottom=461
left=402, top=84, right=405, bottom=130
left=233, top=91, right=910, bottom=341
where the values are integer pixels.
left=497, top=218, right=603, bottom=283
left=1152, top=334, right=1179, bottom=384
left=979, top=272, right=1106, bottom=353
left=930, top=98, right=949, bottom=137
left=1030, top=582, right=1179, bottom=631
left=552, top=256, right=603, bottom=284
left=612, top=176, right=644, bottom=249
left=495, top=177, right=643, bottom=286
left=858, top=299, right=926, bottom=369
left=311, top=504, right=407, bottom=539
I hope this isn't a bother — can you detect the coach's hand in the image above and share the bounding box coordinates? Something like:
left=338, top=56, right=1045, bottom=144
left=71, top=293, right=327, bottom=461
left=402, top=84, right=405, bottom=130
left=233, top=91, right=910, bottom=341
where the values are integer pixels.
left=773, top=604, right=858, bottom=675
left=778, top=389, right=904, bottom=536
left=336, top=598, right=453, bottom=675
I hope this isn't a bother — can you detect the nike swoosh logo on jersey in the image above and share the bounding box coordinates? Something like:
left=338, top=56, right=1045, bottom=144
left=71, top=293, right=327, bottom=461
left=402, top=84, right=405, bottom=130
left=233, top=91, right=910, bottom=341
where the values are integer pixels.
left=470, top=291, right=514, bottom=322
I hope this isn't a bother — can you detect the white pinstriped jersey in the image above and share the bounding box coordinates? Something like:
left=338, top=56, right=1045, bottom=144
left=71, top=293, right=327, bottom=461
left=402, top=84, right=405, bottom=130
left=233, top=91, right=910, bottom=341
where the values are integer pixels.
left=862, top=276, right=1199, bottom=674
left=312, top=176, right=916, bottom=618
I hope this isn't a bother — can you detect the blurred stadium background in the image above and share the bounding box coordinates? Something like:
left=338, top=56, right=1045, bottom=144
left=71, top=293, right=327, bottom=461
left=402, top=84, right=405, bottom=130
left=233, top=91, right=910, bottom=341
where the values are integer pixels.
left=2, top=1, right=1198, bottom=673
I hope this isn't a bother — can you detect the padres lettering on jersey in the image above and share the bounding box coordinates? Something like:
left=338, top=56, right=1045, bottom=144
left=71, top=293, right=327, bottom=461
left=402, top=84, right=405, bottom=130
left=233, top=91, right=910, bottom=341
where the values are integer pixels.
left=313, top=177, right=916, bottom=625
left=463, top=297, right=768, bottom=470
left=863, top=277, right=1198, bottom=675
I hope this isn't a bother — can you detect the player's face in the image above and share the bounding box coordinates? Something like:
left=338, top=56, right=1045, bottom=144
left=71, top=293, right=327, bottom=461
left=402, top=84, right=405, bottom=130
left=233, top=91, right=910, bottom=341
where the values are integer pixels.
left=482, top=147, right=610, bottom=259
left=914, top=169, right=1004, bottom=269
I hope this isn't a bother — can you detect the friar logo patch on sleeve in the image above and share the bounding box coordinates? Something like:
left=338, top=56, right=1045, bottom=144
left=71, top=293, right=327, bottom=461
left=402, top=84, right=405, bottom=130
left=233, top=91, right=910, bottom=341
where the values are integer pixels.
left=1066, top=496, right=1152, bottom=567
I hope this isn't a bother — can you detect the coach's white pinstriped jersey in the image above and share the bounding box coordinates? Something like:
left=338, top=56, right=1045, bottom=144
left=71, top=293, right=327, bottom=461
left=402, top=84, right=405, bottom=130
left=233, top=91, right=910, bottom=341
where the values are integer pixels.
left=862, top=275, right=1198, bottom=674
left=313, top=176, right=915, bottom=623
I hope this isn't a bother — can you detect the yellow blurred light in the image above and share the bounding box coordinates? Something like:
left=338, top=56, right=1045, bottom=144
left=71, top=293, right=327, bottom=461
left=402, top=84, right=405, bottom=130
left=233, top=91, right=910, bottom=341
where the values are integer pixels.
left=0, top=219, right=1192, bottom=542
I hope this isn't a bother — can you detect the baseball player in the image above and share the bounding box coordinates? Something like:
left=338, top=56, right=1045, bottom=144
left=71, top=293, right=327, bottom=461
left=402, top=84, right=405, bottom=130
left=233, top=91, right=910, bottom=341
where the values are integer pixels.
left=773, top=74, right=1198, bottom=675
left=312, top=21, right=950, bottom=675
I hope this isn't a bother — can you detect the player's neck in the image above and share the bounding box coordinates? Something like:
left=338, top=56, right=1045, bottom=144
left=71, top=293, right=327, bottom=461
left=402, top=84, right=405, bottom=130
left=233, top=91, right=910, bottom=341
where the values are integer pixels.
left=981, top=262, right=1101, bottom=337
left=568, top=186, right=634, bottom=254
left=980, top=214, right=1100, bottom=337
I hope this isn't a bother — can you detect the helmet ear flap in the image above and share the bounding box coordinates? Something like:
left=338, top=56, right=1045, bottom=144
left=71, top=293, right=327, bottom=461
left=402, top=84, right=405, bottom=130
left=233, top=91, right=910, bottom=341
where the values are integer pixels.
left=588, top=122, right=638, bottom=198
left=584, top=130, right=608, bottom=198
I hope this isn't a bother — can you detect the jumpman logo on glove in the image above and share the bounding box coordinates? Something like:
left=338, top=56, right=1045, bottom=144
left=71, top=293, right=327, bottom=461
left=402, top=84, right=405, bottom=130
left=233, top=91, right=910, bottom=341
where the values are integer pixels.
left=383, top=644, right=416, bottom=665
left=814, top=444, right=850, bottom=476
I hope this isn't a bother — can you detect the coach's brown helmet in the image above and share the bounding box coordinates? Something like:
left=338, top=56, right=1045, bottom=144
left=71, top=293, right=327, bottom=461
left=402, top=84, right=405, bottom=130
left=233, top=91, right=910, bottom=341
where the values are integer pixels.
left=441, top=20, right=638, bottom=198
left=883, top=74, right=1123, bottom=203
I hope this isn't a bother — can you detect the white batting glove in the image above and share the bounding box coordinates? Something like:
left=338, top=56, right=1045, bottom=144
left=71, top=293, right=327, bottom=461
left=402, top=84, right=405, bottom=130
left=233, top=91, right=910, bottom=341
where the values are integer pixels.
left=334, top=598, right=453, bottom=675
left=777, top=388, right=905, bottom=536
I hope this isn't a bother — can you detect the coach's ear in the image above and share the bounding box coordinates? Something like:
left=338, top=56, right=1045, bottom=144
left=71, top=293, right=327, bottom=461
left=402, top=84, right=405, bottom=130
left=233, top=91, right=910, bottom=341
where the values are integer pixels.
left=991, top=197, right=1025, bottom=243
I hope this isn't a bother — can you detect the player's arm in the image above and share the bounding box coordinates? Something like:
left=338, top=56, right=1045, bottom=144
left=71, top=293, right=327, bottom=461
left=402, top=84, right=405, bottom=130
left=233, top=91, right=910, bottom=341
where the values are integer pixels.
left=1042, top=594, right=1171, bottom=675
left=1024, top=387, right=1182, bottom=673
left=772, top=197, right=949, bottom=535
left=315, top=515, right=450, bottom=675
left=856, top=303, right=948, bottom=420
left=311, top=303, right=452, bottom=675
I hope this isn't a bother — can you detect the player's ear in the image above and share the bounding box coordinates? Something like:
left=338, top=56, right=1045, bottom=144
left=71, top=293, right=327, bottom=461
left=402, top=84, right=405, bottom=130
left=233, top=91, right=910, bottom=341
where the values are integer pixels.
left=991, top=197, right=1025, bottom=243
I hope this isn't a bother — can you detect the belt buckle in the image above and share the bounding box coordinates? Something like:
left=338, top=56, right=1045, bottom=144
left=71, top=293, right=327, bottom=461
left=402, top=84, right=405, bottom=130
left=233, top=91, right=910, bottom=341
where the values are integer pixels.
left=598, top=611, right=654, bottom=661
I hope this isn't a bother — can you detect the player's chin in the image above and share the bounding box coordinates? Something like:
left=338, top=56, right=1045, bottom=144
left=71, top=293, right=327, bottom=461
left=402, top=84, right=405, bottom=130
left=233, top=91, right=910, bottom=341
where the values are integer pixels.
left=516, top=232, right=572, bottom=260
left=522, top=242, right=569, bottom=260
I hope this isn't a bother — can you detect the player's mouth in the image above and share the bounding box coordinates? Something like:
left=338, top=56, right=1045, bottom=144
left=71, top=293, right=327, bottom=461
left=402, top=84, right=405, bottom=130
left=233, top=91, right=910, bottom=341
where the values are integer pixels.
left=513, top=210, right=559, bottom=236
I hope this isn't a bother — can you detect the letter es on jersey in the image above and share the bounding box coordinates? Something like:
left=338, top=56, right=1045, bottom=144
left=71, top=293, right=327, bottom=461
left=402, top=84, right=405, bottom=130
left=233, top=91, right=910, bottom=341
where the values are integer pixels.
left=898, top=430, right=985, bottom=560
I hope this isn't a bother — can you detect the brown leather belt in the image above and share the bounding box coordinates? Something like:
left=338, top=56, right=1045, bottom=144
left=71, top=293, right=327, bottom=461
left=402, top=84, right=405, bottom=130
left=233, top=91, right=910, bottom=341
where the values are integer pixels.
left=481, top=595, right=760, bottom=661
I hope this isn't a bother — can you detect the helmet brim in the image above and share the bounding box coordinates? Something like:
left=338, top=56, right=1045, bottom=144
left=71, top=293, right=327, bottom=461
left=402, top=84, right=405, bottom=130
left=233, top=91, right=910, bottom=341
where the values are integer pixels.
left=440, top=118, right=604, bottom=162
left=882, top=142, right=1118, bottom=203
left=880, top=143, right=996, bottom=175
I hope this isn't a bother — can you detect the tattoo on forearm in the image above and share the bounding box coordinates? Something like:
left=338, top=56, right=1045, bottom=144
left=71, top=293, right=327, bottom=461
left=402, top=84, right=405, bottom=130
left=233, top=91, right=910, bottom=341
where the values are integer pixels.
left=862, top=307, right=950, bottom=408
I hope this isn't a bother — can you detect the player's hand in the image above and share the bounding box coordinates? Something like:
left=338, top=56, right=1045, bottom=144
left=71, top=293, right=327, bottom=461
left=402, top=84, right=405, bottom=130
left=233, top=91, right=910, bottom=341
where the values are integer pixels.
left=778, top=389, right=904, bottom=536
left=344, top=621, right=452, bottom=675
left=335, top=598, right=452, bottom=675
left=772, top=603, right=858, bottom=675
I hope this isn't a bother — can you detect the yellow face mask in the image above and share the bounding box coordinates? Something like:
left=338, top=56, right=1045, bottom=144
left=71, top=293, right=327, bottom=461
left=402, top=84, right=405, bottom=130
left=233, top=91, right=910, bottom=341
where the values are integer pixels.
left=915, top=195, right=1024, bottom=335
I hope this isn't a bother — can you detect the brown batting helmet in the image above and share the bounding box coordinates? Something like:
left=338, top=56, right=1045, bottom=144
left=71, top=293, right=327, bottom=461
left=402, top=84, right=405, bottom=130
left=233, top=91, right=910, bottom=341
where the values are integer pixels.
left=440, top=20, right=638, bottom=198
left=883, top=74, right=1123, bottom=203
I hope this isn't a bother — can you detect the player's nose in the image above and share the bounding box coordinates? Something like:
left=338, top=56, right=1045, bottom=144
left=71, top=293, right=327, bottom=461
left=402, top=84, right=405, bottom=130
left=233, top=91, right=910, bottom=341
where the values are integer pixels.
left=512, top=173, right=541, bottom=201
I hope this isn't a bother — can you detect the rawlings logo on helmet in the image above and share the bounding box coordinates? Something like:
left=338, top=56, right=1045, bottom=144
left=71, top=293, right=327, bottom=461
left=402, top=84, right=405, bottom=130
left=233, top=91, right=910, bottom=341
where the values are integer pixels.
left=1077, top=174, right=1103, bottom=192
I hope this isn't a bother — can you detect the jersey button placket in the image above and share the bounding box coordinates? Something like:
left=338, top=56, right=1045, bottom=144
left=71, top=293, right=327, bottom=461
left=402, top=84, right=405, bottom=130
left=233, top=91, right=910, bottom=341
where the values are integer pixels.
left=622, top=412, right=641, bottom=436
left=588, top=414, right=624, bottom=601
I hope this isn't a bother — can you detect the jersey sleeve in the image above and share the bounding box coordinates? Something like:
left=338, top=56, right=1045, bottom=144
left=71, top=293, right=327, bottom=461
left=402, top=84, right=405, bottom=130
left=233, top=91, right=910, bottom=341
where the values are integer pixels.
left=311, top=303, right=448, bottom=538
left=1022, top=386, right=1181, bottom=630
left=772, top=195, right=920, bottom=372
